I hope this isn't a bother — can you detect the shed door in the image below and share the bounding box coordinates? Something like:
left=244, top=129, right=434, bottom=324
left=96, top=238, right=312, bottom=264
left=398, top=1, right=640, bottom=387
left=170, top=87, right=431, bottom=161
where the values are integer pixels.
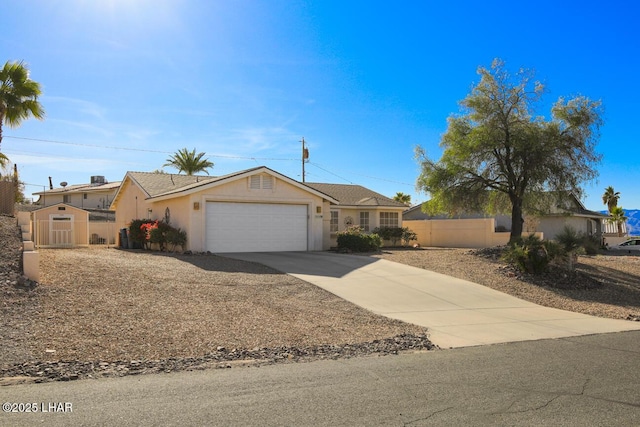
left=206, top=202, right=307, bottom=252
left=49, top=215, right=74, bottom=246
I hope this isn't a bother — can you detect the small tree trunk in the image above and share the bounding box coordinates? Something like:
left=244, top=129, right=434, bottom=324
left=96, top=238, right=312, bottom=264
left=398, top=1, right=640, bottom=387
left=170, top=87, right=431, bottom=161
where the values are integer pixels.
left=509, top=197, right=524, bottom=243
left=618, top=222, right=623, bottom=237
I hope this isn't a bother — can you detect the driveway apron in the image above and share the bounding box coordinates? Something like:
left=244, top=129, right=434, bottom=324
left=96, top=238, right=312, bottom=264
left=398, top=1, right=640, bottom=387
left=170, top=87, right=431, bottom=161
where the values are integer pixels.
left=223, top=251, right=640, bottom=348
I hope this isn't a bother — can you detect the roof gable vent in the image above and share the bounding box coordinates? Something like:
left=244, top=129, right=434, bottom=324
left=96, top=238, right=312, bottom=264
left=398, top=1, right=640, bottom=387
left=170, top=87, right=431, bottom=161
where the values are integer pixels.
left=249, top=174, right=274, bottom=190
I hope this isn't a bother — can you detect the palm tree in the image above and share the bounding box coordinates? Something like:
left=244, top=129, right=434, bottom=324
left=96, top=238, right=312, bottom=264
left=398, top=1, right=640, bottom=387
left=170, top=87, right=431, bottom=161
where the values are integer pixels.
left=0, top=152, right=8, bottom=169
left=0, top=60, right=45, bottom=151
left=164, top=148, right=214, bottom=175
left=602, top=186, right=620, bottom=213
left=608, top=206, right=627, bottom=237
left=393, top=192, right=411, bottom=205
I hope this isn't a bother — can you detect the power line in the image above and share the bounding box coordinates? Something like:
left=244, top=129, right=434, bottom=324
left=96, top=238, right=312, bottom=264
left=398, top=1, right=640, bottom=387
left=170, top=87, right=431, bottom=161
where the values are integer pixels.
left=308, top=162, right=414, bottom=187
left=6, top=134, right=416, bottom=189
left=4, top=135, right=297, bottom=161
left=306, top=162, right=355, bottom=184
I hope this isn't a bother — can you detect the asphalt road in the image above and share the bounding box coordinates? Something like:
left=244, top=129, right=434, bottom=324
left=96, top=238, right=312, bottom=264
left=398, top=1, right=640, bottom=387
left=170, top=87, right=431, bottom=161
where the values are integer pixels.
left=2, top=331, right=639, bottom=426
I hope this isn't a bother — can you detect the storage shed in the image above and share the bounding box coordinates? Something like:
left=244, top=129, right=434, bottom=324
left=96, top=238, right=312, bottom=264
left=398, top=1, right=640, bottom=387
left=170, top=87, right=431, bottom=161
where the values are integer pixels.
left=32, top=203, right=90, bottom=248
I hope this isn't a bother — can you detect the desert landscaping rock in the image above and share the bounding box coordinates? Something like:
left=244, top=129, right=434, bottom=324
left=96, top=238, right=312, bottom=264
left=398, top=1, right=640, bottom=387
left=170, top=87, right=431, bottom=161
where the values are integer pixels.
left=1, top=215, right=434, bottom=383
left=2, top=214, right=639, bottom=384
left=1, top=334, right=436, bottom=383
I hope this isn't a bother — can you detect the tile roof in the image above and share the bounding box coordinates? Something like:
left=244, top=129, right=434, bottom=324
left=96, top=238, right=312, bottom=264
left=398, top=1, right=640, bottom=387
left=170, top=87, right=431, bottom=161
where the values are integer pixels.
left=303, top=183, right=406, bottom=207
left=127, top=171, right=218, bottom=198
left=120, top=168, right=396, bottom=207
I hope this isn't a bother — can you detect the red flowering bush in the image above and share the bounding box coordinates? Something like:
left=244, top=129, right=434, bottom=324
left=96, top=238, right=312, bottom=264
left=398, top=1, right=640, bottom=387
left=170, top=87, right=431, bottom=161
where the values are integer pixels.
left=140, top=220, right=159, bottom=249
left=128, top=219, right=187, bottom=252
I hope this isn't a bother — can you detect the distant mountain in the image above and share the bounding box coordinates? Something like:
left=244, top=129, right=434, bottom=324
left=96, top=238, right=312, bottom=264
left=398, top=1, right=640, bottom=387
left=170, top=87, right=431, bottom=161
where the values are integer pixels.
left=600, top=209, right=640, bottom=236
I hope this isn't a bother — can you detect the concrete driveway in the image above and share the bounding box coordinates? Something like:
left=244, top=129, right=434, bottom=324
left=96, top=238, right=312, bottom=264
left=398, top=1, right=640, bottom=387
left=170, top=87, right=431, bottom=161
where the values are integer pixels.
left=224, top=251, right=640, bottom=348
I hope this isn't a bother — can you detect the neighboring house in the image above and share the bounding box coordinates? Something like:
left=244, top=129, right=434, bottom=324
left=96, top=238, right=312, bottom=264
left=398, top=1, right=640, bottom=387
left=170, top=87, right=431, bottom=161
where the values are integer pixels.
left=601, top=219, right=629, bottom=247
left=33, top=176, right=120, bottom=210
left=405, top=193, right=608, bottom=245
left=110, top=167, right=339, bottom=253
left=601, top=215, right=628, bottom=236
left=304, top=183, right=408, bottom=247
left=535, top=193, right=608, bottom=240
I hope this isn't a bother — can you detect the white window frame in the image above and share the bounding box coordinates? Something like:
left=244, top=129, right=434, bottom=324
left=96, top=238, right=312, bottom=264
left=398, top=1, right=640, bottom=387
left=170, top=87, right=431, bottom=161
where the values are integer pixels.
left=379, top=211, right=399, bottom=228
left=359, top=211, right=370, bottom=231
left=330, top=211, right=339, bottom=233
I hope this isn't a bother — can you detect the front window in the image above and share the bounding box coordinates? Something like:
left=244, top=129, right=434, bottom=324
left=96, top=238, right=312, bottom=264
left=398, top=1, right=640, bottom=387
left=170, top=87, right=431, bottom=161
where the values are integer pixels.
left=379, top=212, right=399, bottom=228
left=63, top=195, right=70, bottom=203
left=359, top=212, right=370, bottom=231
left=330, top=211, right=339, bottom=233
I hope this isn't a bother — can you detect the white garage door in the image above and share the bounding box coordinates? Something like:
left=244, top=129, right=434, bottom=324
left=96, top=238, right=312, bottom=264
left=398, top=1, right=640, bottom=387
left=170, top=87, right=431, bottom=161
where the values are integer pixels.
left=206, top=202, right=308, bottom=252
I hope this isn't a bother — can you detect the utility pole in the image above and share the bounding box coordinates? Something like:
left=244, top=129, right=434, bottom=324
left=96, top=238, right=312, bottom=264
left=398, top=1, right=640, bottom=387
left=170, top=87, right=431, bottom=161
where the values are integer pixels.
left=301, top=137, right=309, bottom=182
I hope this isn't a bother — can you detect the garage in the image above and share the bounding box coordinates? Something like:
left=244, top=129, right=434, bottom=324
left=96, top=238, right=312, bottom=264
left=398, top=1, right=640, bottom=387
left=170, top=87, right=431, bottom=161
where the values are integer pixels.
left=206, top=202, right=308, bottom=252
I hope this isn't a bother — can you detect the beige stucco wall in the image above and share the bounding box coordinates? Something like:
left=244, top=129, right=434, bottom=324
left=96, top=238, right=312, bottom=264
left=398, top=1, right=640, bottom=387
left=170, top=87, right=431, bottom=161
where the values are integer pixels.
left=404, top=218, right=544, bottom=248
left=405, top=218, right=495, bottom=248
left=114, top=173, right=330, bottom=252
left=113, top=180, right=153, bottom=231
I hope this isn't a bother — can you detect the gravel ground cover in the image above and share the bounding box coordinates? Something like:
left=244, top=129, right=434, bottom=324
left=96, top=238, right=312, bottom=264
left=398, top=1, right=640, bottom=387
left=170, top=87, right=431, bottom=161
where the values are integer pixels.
left=2, top=214, right=639, bottom=384
left=0, top=215, right=432, bottom=383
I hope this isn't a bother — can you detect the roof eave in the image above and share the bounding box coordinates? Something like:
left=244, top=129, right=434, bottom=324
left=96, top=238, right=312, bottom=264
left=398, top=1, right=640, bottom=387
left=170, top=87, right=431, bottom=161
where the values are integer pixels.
left=145, top=166, right=340, bottom=204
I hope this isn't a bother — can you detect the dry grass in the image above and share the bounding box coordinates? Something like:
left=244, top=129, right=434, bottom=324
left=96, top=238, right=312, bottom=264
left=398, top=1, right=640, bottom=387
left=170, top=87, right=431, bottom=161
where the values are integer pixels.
left=27, top=248, right=427, bottom=362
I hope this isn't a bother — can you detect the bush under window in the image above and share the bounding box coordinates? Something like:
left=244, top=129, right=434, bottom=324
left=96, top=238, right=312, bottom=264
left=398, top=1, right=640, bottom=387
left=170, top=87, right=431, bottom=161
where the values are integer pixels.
left=336, top=226, right=381, bottom=252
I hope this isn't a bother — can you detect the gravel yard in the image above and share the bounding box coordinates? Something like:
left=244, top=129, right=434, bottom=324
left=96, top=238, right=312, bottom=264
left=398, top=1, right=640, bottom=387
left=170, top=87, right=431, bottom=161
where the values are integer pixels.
left=1, top=216, right=432, bottom=382
left=2, top=213, right=639, bottom=383
left=30, top=248, right=429, bottom=362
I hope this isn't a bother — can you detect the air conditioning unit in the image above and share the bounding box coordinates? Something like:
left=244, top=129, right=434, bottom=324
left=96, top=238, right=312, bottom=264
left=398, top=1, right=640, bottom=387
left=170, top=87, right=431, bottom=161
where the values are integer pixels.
left=91, top=176, right=106, bottom=185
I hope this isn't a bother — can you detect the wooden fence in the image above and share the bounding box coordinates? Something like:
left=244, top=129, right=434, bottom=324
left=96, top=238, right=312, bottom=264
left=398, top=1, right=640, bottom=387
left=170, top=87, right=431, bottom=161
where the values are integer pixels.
left=0, top=182, right=15, bottom=215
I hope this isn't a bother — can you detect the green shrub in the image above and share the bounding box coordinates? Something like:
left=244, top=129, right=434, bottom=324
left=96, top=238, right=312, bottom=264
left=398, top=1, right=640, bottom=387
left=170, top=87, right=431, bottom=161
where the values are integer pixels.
left=502, top=234, right=557, bottom=274
left=555, top=226, right=584, bottom=255
left=337, top=226, right=381, bottom=252
left=128, top=219, right=155, bottom=248
left=149, top=226, right=166, bottom=251
left=372, top=227, right=403, bottom=245
left=372, top=227, right=417, bottom=246
left=401, top=228, right=418, bottom=246
left=166, top=227, right=187, bottom=252
left=581, top=234, right=601, bottom=255
left=128, top=219, right=187, bottom=252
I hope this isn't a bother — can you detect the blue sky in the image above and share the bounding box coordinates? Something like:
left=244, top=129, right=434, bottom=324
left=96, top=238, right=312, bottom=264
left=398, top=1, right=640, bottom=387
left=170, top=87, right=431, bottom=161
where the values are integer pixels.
left=2, top=0, right=638, bottom=210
